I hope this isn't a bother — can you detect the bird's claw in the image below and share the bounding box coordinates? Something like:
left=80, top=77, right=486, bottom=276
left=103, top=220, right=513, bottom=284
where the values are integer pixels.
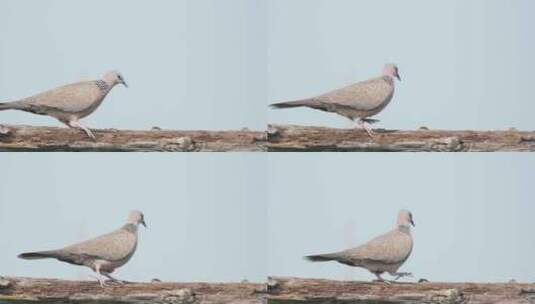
left=105, top=279, right=126, bottom=286
left=85, top=130, right=97, bottom=142
left=394, top=272, right=414, bottom=281
left=357, top=119, right=376, bottom=138
left=373, top=279, right=392, bottom=285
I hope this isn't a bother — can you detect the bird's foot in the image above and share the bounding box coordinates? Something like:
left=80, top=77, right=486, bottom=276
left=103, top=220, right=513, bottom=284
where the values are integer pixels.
left=373, top=279, right=392, bottom=285
left=105, top=279, right=127, bottom=286
left=67, top=120, right=97, bottom=141
left=393, top=272, right=414, bottom=281
left=89, top=274, right=113, bottom=288
left=357, top=119, right=375, bottom=138
left=83, top=128, right=97, bottom=142
left=97, top=277, right=110, bottom=288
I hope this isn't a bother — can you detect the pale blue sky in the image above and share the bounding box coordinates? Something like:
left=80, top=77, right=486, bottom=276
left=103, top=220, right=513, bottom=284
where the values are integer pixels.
left=267, top=154, right=535, bottom=283
left=0, top=154, right=268, bottom=283
left=0, top=1, right=533, bottom=131
left=268, top=0, right=535, bottom=131
left=1, top=154, right=534, bottom=283
left=0, top=0, right=266, bottom=131
left=1, top=0, right=534, bottom=285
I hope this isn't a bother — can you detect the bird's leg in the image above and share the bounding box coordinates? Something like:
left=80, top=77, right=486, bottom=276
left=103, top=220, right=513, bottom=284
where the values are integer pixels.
left=94, top=265, right=109, bottom=288
left=392, top=272, right=413, bottom=281
left=373, top=273, right=391, bottom=285
left=67, top=119, right=96, bottom=141
left=357, top=119, right=375, bottom=138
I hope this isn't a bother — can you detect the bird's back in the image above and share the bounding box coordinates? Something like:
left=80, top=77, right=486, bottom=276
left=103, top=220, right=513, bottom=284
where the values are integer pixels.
left=341, top=229, right=412, bottom=265
left=319, top=76, right=395, bottom=112
left=62, top=225, right=138, bottom=262
left=19, top=81, right=105, bottom=114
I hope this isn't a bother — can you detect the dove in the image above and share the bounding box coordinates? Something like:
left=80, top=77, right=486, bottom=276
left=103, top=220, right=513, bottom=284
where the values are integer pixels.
left=305, top=210, right=414, bottom=282
left=0, top=71, right=127, bottom=140
left=18, top=210, right=146, bottom=287
left=270, top=64, right=401, bottom=137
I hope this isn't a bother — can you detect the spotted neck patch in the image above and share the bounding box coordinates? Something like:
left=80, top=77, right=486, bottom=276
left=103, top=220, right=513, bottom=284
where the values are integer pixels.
left=95, top=80, right=111, bottom=93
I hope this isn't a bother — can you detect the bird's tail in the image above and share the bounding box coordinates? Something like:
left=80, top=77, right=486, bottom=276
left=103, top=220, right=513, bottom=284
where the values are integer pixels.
left=0, top=102, right=20, bottom=111
left=18, top=250, right=60, bottom=260
left=270, top=99, right=319, bottom=109
left=304, top=252, right=341, bottom=262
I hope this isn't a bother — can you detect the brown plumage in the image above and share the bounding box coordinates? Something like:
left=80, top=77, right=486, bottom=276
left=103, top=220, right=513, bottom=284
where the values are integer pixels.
left=0, top=71, right=127, bottom=140
left=271, top=64, right=401, bottom=137
left=19, top=210, right=146, bottom=287
left=305, top=210, right=415, bottom=282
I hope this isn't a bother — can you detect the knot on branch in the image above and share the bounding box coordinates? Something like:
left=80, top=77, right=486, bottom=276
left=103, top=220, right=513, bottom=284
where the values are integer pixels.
left=428, top=288, right=462, bottom=304
left=0, top=277, right=11, bottom=289
left=162, top=137, right=195, bottom=152
left=0, top=125, right=12, bottom=138
left=162, top=288, right=196, bottom=304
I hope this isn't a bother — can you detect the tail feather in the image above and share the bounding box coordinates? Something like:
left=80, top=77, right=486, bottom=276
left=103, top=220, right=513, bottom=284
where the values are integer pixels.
left=270, top=99, right=319, bottom=109
left=304, top=253, right=341, bottom=262
left=18, top=250, right=59, bottom=260
left=0, top=102, right=21, bottom=111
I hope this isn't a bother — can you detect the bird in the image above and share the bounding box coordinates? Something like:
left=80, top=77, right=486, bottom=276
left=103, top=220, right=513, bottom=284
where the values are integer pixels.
left=18, top=210, right=146, bottom=287
left=305, top=210, right=415, bottom=283
left=0, top=71, right=128, bottom=140
left=270, top=64, right=401, bottom=137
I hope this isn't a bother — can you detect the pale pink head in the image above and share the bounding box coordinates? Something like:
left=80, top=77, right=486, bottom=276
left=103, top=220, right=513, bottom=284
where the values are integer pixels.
left=127, top=210, right=147, bottom=228
left=382, top=64, right=401, bottom=81
left=102, top=70, right=128, bottom=88
left=396, top=209, right=415, bottom=229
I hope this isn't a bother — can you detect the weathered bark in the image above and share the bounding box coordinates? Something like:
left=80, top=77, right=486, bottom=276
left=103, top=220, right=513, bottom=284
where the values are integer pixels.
left=268, top=125, right=535, bottom=152
left=2, top=277, right=534, bottom=304
left=2, top=124, right=535, bottom=152
left=0, top=125, right=267, bottom=152
left=267, top=277, right=535, bottom=304
left=0, top=277, right=266, bottom=304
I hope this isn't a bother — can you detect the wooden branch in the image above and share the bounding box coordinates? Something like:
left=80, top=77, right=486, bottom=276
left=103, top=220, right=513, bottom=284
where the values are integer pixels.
left=2, top=277, right=534, bottom=304
left=267, top=277, right=535, bottom=304
left=0, top=277, right=266, bottom=304
left=0, top=125, right=267, bottom=152
left=2, top=124, right=535, bottom=152
left=268, top=125, right=535, bottom=152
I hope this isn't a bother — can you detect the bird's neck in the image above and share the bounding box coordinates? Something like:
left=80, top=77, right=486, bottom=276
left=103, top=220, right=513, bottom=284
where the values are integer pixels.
left=95, top=79, right=113, bottom=94
left=123, top=223, right=139, bottom=233
left=382, top=75, right=395, bottom=85
left=397, top=225, right=411, bottom=234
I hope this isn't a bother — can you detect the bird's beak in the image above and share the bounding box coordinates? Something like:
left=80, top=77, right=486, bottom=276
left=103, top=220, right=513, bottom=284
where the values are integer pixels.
left=122, top=80, right=129, bottom=88
left=410, top=219, right=415, bottom=227
left=396, top=73, right=401, bottom=81
left=141, top=219, right=147, bottom=228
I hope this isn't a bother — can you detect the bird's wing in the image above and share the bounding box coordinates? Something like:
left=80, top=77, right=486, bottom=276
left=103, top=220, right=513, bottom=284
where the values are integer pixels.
left=343, top=230, right=412, bottom=265
left=318, top=77, right=394, bottom=111
left=19, top=81, right=103, bottom=113
left=62, top=227, right=137, bottom=262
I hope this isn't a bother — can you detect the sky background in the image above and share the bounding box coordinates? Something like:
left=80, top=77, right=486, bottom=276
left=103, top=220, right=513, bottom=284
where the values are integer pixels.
left=267, top=154, right=535, bottom=283
left=0, top=0, right=267, bottom=131
left=268, top=0, right=535, bottom=131
left=0, top=0, right=534, bottom=285
left=1, top=154, right=534, bottom=283
left=0, top=0, right=534, bottom=132
left=0, top=154, right=268, bottom=283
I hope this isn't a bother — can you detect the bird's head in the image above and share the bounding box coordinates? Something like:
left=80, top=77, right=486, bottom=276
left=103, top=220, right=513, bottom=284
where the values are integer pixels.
left=128, top=210, right=147, bottom=228
left=382, top=64, right=401, bottom=81
left=103, top=70, right=128, bottom=88
left=397, top=209, right=415, bottom=229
